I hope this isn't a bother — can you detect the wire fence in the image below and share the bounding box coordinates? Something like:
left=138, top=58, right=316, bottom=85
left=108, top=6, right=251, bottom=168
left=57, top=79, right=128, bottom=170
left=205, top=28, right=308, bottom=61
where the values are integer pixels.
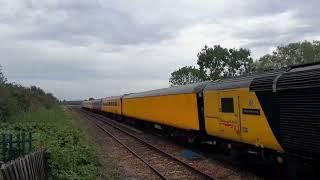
left=0, top=132, right=32, bottom=163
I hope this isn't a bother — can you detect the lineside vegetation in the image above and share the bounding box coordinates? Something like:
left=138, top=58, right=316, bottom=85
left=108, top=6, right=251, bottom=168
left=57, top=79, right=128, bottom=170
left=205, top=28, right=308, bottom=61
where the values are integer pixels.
left=0, top=68, right=99, bottom=179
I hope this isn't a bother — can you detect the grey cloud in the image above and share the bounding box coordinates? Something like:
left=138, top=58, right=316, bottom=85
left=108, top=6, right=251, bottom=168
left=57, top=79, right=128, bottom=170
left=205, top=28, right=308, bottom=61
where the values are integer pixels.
left=1, top=0, right=320, bottom=100
left=1, top=0, right=191, bottom=46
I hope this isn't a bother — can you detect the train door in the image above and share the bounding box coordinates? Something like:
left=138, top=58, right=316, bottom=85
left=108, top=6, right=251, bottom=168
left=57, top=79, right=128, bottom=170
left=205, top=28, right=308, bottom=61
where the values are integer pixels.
left=217, top=90, right=242, bottom=141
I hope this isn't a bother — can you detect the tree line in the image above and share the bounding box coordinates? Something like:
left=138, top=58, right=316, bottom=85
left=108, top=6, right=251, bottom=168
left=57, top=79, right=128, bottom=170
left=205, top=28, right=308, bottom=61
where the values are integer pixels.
left=0, top=67, right=58, bottom=121
left=170, top=40, right=320, bottom=85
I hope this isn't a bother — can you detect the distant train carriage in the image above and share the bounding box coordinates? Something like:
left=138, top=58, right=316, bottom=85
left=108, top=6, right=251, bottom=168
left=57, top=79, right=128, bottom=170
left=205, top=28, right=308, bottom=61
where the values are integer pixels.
left=122, top=82, right=209, bottom=131
left=92, top=99, right=102, bottom=112
left=101, top=96, right=123, bottom=115
left=81, top=100, right=93, bottom=110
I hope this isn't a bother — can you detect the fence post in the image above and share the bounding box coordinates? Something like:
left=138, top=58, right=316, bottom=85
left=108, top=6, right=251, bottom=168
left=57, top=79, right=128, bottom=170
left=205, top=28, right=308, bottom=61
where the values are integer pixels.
left=8, top=134, right=12, bottom=160
left=2, top=134, right=6, bottom=162
left=28, top=132, right=32, bottom=152
left=21, top=132, right=25, bottom=155
left=17, top=133, right=21, bottom=156
left=44, top=150, right=49, bottom=180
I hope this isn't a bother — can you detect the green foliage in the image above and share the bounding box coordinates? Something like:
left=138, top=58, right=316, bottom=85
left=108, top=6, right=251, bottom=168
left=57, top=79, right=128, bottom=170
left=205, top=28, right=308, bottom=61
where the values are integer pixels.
left=0, top=66, right=6, bottom=85
left=225, top=48, right=254, bottom=77
left=169, top=66, right=202, bottom=86
left=169, top=45, right=254, bottom=86
left=0, top=107, right=98, bottom=180
left=0, top=67, right=98, bottom=179
left=0, top=67, right=58, bottom=121
left=256, top=40, right=320, bottom=71
left=0, top=86, right=19, bottom=120
left=197, top=45, right=227, bottom=81
left=170, top=40, right=320, bottom=85
left=197, top=45, right=254, bottom=80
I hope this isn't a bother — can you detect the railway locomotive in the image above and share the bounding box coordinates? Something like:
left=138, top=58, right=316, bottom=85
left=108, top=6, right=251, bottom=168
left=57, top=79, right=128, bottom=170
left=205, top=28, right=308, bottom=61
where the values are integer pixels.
left=82, top=62, right=320, bottom=176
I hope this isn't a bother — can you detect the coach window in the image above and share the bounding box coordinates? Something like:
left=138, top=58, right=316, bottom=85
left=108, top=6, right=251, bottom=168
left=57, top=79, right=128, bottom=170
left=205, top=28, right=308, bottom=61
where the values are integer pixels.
left=221, top=98, right=234, bottom=113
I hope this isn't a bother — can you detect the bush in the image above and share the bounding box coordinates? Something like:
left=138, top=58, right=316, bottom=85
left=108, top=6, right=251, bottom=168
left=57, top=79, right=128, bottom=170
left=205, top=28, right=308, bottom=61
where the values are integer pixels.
left=0, top=66, right=97, bottom=179
left=0, top=107, right=98, bottom=179
left=0, top=67, right=58, bottom=121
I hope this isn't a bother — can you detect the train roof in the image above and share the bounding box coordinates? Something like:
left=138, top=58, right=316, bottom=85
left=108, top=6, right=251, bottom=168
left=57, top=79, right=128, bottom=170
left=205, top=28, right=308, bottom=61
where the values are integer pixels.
left=83, top=99, right=102, bottom=103
left=102, top=96, right=123, bottom=101
left=288, top=62, right=320, bottom=72
left=204, top=70, right=284, bottom=91
left=205, top=62, right=320, bottom=91
left=123, top=81, right=210, bottom=99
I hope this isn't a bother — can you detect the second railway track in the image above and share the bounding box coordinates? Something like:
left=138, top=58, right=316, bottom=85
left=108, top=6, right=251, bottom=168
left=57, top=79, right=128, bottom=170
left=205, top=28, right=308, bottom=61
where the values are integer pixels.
left=78, top=108, right=215, bottom=180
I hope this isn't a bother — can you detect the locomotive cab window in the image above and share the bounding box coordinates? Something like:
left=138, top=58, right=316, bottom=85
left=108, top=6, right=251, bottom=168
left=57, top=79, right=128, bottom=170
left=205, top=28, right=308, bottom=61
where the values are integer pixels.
left=221, top=98, right=234, bottom=113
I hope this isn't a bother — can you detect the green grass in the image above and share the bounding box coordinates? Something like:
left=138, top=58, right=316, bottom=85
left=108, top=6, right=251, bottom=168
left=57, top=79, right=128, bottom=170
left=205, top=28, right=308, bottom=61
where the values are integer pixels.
left=0, top=106, right=98, bottom=180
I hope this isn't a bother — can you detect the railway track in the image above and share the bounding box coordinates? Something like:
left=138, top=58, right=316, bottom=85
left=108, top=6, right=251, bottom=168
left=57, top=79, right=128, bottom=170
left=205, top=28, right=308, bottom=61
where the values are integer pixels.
left=77, top=108, right=215, bottom=180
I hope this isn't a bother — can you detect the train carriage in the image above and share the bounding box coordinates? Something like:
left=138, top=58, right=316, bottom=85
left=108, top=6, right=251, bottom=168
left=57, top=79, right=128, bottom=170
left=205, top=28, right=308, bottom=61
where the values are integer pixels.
left=122, top=82, right=209, bottom=131
left=101, top=96, right=123, bottom=115
left=92, top=99, right=102, bottom=112
left=81, top=100, right=93, bottom=110
left=204, top=62, right=320, bottom=159
left=203, top=71, right=285, bottom=152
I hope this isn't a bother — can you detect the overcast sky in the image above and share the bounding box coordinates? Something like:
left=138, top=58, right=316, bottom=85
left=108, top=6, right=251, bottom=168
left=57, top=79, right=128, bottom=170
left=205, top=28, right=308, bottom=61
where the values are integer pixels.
left=1, top=0, right=319, bottom=100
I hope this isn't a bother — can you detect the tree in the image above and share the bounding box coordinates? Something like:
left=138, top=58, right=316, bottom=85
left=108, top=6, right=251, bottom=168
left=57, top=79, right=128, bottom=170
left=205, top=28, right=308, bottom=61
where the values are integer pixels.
left=225, top=48, right=254, bottom=77
left=0, top=65, right=7, bottom=85
left=0, top=65, right=59, bottom=120
left=0, top=67, right=18, bottom=120
left=169, top=45, right=254, bottom=85
left=256, top=40, right=320, bottom=71
left=197, top=45, right=227, bottom=80
left=197, top=45, right=254, bottom=80
left=169, top=66, right=202, bottom=86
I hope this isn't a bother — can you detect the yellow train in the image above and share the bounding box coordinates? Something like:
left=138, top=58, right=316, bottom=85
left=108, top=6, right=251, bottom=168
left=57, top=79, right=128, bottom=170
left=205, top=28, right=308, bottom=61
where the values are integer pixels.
left=82, top=62, right=320, bottom=175
left=101, top=96, right=123, bottom=115
left=122, top=82, right=208, bottom=131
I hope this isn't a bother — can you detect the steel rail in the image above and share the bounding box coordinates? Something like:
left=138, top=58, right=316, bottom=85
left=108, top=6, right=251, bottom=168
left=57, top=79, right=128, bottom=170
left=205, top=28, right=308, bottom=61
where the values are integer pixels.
left=78, top=110, right=167, bottom=180
left=78, top=108, right=215, bottom=180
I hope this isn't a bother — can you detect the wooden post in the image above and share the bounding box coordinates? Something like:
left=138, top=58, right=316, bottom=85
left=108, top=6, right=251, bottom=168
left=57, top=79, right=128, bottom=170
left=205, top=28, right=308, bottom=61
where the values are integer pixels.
left=8, top=134, right=12, bottom=161
left=21, top=132, right=25, bottom=155
left=17, top=134, right=21, bottom=156
left=28, top=132, right=32, bottom=152
left=2, top=134, right=6, bottom=162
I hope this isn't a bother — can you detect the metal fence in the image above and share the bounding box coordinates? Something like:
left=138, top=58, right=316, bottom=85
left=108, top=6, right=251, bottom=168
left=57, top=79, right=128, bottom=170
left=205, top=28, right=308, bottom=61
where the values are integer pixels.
left=0, top=150, right=48, bottom=180
left=0, top=132, right=32, bottom=163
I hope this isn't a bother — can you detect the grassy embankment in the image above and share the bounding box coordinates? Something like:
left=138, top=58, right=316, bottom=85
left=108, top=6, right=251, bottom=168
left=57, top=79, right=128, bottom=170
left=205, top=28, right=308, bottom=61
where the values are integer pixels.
left=0, top=67, right=123, bottom=179
left=0, top=106, right=99, bottom=179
